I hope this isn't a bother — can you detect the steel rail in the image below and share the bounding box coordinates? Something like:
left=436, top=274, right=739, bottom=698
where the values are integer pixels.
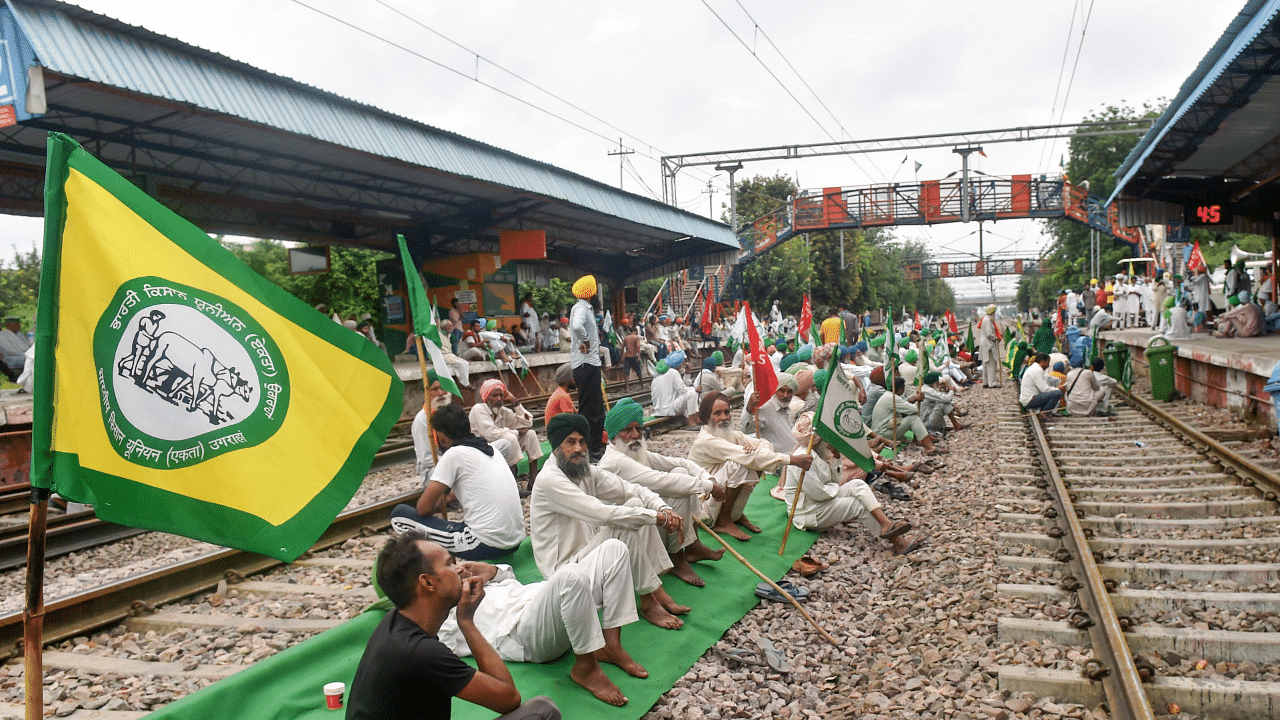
left=0, top=488, right=419, bottom=659
left=1120, top=388, right=1280, bottom=498
left=1026, top=413, right=1155, bottom=720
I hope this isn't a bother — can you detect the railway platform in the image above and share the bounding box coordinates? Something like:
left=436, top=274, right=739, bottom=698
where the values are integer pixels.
left=1099, top=327, right=1280, bottom=428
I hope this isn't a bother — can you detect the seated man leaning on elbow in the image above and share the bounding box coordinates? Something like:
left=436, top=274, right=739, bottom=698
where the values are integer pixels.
left=345, top=533, right=560, bottom=720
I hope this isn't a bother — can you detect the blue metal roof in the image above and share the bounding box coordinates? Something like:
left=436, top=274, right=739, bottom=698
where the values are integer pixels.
left=1108, top=0, right=1280, bottom=205
left=4, top=0, right=737, bottom=251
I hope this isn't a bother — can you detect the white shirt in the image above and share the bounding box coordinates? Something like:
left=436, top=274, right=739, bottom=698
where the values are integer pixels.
left=1020, top=363, right=1057, bottom=405
left=431, top=444, right=526, bottom=549
left=650, top=368, right=693, bottom=416
left=437, top=565, right=531, bottom=661
left=0, top=329, right=31, bottom=357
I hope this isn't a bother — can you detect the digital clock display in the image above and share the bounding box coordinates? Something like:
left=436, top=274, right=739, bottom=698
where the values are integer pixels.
left=1184, top=203, right=1233, bottom=227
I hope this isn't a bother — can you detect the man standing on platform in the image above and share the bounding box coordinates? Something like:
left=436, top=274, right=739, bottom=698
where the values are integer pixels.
left=570, top=275, right=606, bottom=459
left=598, top=399, right=727, bottom=587
left=470, top=379, right=543, bottom=488
left=977, top=304, right=1002, bottom=388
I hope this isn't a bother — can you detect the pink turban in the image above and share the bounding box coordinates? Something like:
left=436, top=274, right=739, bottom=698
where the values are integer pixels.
left=479, top=378, right=506, bottom=402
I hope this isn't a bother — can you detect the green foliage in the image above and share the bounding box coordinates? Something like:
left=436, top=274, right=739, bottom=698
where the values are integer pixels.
left=1195, top=231, right=1270, bottom=269
left=1020, top=101, right=1166, bottom=311
left=0, top=243, right=41, bottom=329
left=221, top=239, right=390, bottom=326
left=516, top=278, right=575, bottom=318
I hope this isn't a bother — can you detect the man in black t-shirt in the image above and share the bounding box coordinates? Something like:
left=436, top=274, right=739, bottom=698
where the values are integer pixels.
left=347, top=532, right=561, bottom=720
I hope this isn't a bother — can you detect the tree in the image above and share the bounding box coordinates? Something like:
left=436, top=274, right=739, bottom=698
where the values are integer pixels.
left=221, top=239, right=390, bottom=326
left=517, top=278, right=575, bottom=319
left=0, top=243, right=42, bottom=329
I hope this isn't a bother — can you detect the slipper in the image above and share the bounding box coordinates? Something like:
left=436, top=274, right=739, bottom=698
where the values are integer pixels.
left=791, top=555, right=828, bottom=577
left=755, top=581, right=810, bottom=603
left=879, top=521, right=913, bottom=540
left=756, top=637, right=791, bottom=673
left=712, top=646, right=766, bottom=667
left=893, top=537, right=926, bottom=556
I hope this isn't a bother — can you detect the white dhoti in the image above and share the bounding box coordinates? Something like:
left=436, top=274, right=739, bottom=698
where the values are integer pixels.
left=511, top=539, right=638, bottom=661
left=784, top=467, right=881, bottom=533
left=567, top=498, right=672, bottom=595
left=702, top=461, right=758, bottom=523
left=718, top=367, right=744, bottom=393
left=441, top=352, right=470, bottom=387
left=980, top=345, right=1001, bottom=386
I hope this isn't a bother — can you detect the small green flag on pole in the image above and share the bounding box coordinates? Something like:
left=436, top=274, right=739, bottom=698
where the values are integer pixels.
left=396, top=235, right=462, bottom=397
left=813, top=362, right=876, bottom=472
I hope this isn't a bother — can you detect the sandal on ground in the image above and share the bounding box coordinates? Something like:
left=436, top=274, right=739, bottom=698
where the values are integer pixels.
left=879, top=521, right=913, bottom=540
left=756, top=637, right=791, bottom=673
left=712, top=646, right=767, bottom=667
left=755, top=581, right=810, bottom=603
left=893, top=537, right=926, bottom=556
left=791, top=555, right=829, bottom=577
left=769, top=484, right=786, bottom=501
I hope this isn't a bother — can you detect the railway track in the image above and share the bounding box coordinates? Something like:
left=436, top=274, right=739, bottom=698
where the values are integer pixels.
left=994, top=392, right=1280, bottom=719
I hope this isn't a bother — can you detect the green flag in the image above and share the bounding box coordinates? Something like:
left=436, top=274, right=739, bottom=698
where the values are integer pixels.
left=396, top=235, right=461, bottom=397
left=965, top=322, right=975, bottom=353
left=813, top=362, right=876, bottom=472
left=34, top=133, right=403, bottom=561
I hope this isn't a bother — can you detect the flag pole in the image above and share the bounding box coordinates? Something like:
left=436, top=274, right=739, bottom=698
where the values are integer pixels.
left=23, top=486, right=50, bottom=720
left=414, top=335, right=438, bottom=466
left=778, top=434, right=817, bottom=555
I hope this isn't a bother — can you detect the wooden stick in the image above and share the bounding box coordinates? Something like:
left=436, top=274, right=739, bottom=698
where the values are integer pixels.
left=414, top=336, right=438, bottom=465
left=779, top=434, right=817, bottom=555
left=24, top=488, right=49, bottom=720
left=696, top=518, right=838, bottom=647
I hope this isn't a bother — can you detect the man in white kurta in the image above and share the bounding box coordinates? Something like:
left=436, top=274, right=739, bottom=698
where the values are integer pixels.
left=650, top=351, right=699, bottom=421
left=1064, top=357, right=1118, bottom=416
left=434, top=320, right=472, bottom=389
left=977, top=305, right=1002, bottom=388
left=470, top=379, right=543, bottom=482
left=0, top=318, right=32, bottom=380
left=434, top=539, right=646, bottom=706
left=755, top=374, right=798, bottom=501
left=782, top=416, right=922, bottom=554
left=689, top=392, right=811, bottom=542
left=519, top=295, right=541, bottom=352
left=531, top=413, right=691, bottom=630
left=597, top=399, right=726, bottom=587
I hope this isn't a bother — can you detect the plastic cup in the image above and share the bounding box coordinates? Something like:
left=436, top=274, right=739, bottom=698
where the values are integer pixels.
left=324, top=682, right=345, bottom=710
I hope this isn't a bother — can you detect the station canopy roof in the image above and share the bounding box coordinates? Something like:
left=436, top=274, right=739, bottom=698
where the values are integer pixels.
left=1109, top=0, right=1280, bottom=232
left=0, top=0, right=739, bottom=283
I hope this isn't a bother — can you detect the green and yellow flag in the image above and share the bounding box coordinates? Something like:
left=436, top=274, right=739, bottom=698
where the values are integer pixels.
left=396, top=235, right=461, bottom=397
left=33, top=134, right=404, bottom=561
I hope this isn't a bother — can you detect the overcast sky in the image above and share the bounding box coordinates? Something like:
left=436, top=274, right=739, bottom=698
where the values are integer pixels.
left=0, top=0, right=1248, bottom=298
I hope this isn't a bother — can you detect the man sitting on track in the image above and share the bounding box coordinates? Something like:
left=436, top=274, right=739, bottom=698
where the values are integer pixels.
left=754, top=373, right=799, bottom=502
left=650, top=350, right=701, bottom=425
left=688, top=392, right=812, bottom=542
left=783, top=413, right=924, bottom=555
left=530, top=413, right=692, bottom=630
left=433, top=537, right=649, bottom=707
left=597, top=399, right=727, bottom=587
left=470, top=378, right=543, bottom=489
left=391, top=404, right=525, bottom=561
left=347, top=533, right=560, bottom=720
left=410, top=369, right=455, bottom=485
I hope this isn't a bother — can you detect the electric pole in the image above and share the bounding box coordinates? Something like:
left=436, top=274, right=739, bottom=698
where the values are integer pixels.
left=715, top=162, right=744, bottom=231
left=607, top=138, right=633, bottom=190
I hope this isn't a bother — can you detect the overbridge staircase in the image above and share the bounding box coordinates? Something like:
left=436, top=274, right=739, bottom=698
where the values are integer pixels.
left=643, top=265, right=731, bottom=323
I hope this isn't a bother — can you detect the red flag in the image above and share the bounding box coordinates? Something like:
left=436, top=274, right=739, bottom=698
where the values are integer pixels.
left=946, top=309, right=959, bottom=334
left=1187, top=241, right=1207, bottom=273
left=913, top=310, right=922, bottom=331
left=1052, top=311, right=1064, bottom=337
left=799, top=293, right=812, bottom=342
left=700, top=286, right=714, bottom=335
left=744, top=301, right=777, bottom=402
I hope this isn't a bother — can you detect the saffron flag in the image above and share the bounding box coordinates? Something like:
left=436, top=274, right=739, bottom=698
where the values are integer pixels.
left=813, top=359, right=876, bottom=472
left=397, top=235, right=461, bottom=398
left=743, top=301, right=777, bottom=402
left=913, top=310, right=922, bottom=331
left=700, top=286, right=713, bottom=336
left=1187, top=241, right=1207, bottom=273
left=946, top=309, right=959, bottom=334
left=33, top=134, right=404, bottom=562
left=798, top=293, right=812, bottom=343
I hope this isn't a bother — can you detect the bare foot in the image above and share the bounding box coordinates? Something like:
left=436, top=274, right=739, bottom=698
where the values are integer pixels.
left=597, top=645, right=648, bottom=678
left=736, top=515, right=762, bottom=533
left=652, top=587, right=691, bottom=615
left=639, top=593, right=683, bottom=629
left=712, top=521, right=751, bottom=541
left=685, top=539, right=724, bottom=563
left=668, top=554, right=706, bottom=587
left=570, top=657, right=627, bottom=706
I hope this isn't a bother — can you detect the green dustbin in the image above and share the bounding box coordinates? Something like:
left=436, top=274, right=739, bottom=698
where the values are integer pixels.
left=1145, top=336, right=1177, bottom=402
left=1103, top=342, right=1129, bottom=381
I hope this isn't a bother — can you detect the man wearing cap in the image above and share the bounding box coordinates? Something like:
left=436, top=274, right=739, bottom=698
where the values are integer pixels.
left=470, top=379, right=543, bottom=487
left=598, top=399, right=727, bottom=587
left=860, top=366, right=888, bottom=427
left=650, top=351, right=700, bottom=425
left=866, top=334, right=886, bottom=365
left=532, top=413, right=691, bottom=630
left=755, top=374, right=799, bottom=501
left=569, top=275, right=607, bottom=458
left=977, top=305, right=1002, bottom=388
left=391, top=404, right=525, bottom=561
left=689, top=392, right=813, bottom=542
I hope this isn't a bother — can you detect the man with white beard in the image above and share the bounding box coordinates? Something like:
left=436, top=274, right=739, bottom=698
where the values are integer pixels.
left=597, top=399, right=727, bottom=586
left=531, top=413, right=691, bottom=630
left=410, top=370, right=466, bottom=484
left=688, top=392, right=812, bottom=542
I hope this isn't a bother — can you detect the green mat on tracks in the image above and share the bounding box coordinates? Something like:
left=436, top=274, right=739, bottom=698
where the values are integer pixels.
left=145, top=482, right=818, bottom=720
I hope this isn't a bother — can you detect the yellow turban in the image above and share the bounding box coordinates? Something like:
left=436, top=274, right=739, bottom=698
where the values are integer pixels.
left=572, top=275, right=597, bottom=299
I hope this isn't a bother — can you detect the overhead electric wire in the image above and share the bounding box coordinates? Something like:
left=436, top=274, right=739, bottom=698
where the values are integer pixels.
left=698, top=0, right=882, bottom=185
